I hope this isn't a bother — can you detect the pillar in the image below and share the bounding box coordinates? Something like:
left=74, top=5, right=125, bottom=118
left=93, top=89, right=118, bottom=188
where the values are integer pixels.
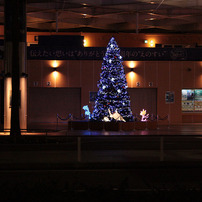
left=4, top=0, right=27, bottom=132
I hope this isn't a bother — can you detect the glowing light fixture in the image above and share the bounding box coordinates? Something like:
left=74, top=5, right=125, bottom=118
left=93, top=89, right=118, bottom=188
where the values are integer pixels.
left=83, top=38, right=89, bottom=47
left=129, top=71, right=135, bottom=80
left=127, top=61, right=137, bottom=68
left=149, top=40, right=155, bottom=47
left=82, top=13, right=87, bottom=18
left=83, top=39, right=87, bottom=47
left=52, top=60, right=59, bottom=68
left=52, top=64, right=58, bottom=78
left=53, top=70, right=58, bottom=78
left=49, top=60, right=60, bottom=86
left=145, top=39, right=156, bottom=47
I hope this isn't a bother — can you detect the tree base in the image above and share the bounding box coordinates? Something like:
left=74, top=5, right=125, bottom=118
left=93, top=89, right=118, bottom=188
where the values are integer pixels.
left=68, top=121, right=157, bottom=131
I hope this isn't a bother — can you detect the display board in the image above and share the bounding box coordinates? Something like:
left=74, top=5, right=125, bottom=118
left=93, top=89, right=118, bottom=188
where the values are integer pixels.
left=182, top=89, right=202, bottom=112
left=194, top=89, right=202, bottom=111
left=165, top=91, right=174, bottom=103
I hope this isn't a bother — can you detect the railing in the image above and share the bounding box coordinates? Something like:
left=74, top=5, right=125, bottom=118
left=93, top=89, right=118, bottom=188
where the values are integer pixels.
left=0, top=131, right=202, bottom=163
left=56, top=113, right=169, bottom=130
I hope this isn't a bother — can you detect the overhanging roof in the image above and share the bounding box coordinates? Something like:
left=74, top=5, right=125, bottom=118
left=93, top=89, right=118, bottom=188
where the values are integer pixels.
left=1, top=0, right=202, bottom=33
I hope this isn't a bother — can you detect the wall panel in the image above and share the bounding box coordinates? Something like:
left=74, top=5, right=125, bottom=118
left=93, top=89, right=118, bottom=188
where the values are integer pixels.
left=28, top=87, right=81, bottom=125
left=128, top=88, right=157, bottom=117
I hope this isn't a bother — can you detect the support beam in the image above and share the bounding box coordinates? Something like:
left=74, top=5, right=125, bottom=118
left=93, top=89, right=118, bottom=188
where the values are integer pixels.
left=4, top=0, right=27, bottom=135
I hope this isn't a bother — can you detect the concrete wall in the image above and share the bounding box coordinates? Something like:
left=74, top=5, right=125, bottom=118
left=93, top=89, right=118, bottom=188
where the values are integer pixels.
left=1, top=32, right=202, bottom=125
left=27, top=59, right=202, bottom=124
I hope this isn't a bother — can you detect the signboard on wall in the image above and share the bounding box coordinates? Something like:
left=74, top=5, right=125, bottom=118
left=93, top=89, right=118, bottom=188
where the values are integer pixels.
left=89, top=91, right=97, bottom=102
left=27, top=46, right=202, bottom=61
left=194, top=89, right=202, bottom=111
left=182, top=89, right=202, bottom=112
left=182, top=89, right=194, bottom=111
left=165, top=91, right=175, bottom=103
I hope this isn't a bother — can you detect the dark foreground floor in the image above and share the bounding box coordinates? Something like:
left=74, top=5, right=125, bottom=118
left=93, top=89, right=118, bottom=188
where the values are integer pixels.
left=1, top=188, right=202, bottom=202
left=1, top=162, right=202, bottom=202
left=0, top=124, right=202, bottom=201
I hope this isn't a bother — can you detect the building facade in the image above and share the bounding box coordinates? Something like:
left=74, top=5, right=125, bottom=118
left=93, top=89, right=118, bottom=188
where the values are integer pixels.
left=1, top=32, right=202, bottom=129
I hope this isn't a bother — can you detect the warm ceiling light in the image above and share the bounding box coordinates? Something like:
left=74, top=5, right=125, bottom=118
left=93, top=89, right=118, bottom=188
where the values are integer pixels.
left=53, top=70, right=58, bottom=78
left=125, top=61, right=137, bottom=69
left=83, top=38, right=90, bottom=47
left=129, top=71, right=135, bottom=80
left=83, top=39, right=87, bottom=47
left=128, top=61, right=136, bottom=68
left=52, top=60, right=59, bottom=68
left=149, top=40, right=155, bottom=47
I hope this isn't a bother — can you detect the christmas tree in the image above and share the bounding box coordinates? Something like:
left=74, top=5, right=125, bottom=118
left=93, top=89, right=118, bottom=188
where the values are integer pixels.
left=91, top=37, right=133, bottom=122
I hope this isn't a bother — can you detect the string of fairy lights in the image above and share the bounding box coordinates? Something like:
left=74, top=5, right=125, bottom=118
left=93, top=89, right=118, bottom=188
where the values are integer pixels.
left=91, top=37, right=134, bottom=122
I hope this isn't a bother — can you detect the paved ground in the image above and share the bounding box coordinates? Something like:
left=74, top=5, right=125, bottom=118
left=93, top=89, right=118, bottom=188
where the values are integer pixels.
left=0, top=124, right=202, bottom=201
left=1, top=124, right=202, bottom=164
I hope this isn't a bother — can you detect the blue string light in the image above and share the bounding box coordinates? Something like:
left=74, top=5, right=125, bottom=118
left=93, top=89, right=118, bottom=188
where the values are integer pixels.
left=91, top=37, right=134, bottom=122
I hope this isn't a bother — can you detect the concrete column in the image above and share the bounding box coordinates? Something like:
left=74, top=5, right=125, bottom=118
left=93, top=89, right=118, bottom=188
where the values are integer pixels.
left=20, top=77, right=27, bottom=130
left=4, top=0, right=13, bottom=130
left=4, top=77, right=11, bottom=130
left=4, top=0, right=27, bottom=132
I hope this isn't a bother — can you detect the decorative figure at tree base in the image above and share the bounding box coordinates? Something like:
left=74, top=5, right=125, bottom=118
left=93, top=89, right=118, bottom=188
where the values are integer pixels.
left=108, top=108, right=126, bottom=122
left=83, top=105, right=91, bottom=120
left=102, top=109, right=126, bottom=122
left=140, top=109, right=149, bottom=122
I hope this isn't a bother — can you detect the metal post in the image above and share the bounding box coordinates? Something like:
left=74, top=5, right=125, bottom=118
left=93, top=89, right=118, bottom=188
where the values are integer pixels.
left=145, top=121, right=148, bottom=130
left=157, top=115, right=159, bottom=130
left=168, top=114, right=170, bottom=129
left=56, top=114, right=58, bottom=130
left=160, top=136, right=164, bottom=161
left=77, top=137, right=81, bottom=162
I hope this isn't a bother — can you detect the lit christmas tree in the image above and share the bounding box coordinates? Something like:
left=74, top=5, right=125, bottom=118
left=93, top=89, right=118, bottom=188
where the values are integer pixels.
left=91, top=37, right=133, bottom=122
